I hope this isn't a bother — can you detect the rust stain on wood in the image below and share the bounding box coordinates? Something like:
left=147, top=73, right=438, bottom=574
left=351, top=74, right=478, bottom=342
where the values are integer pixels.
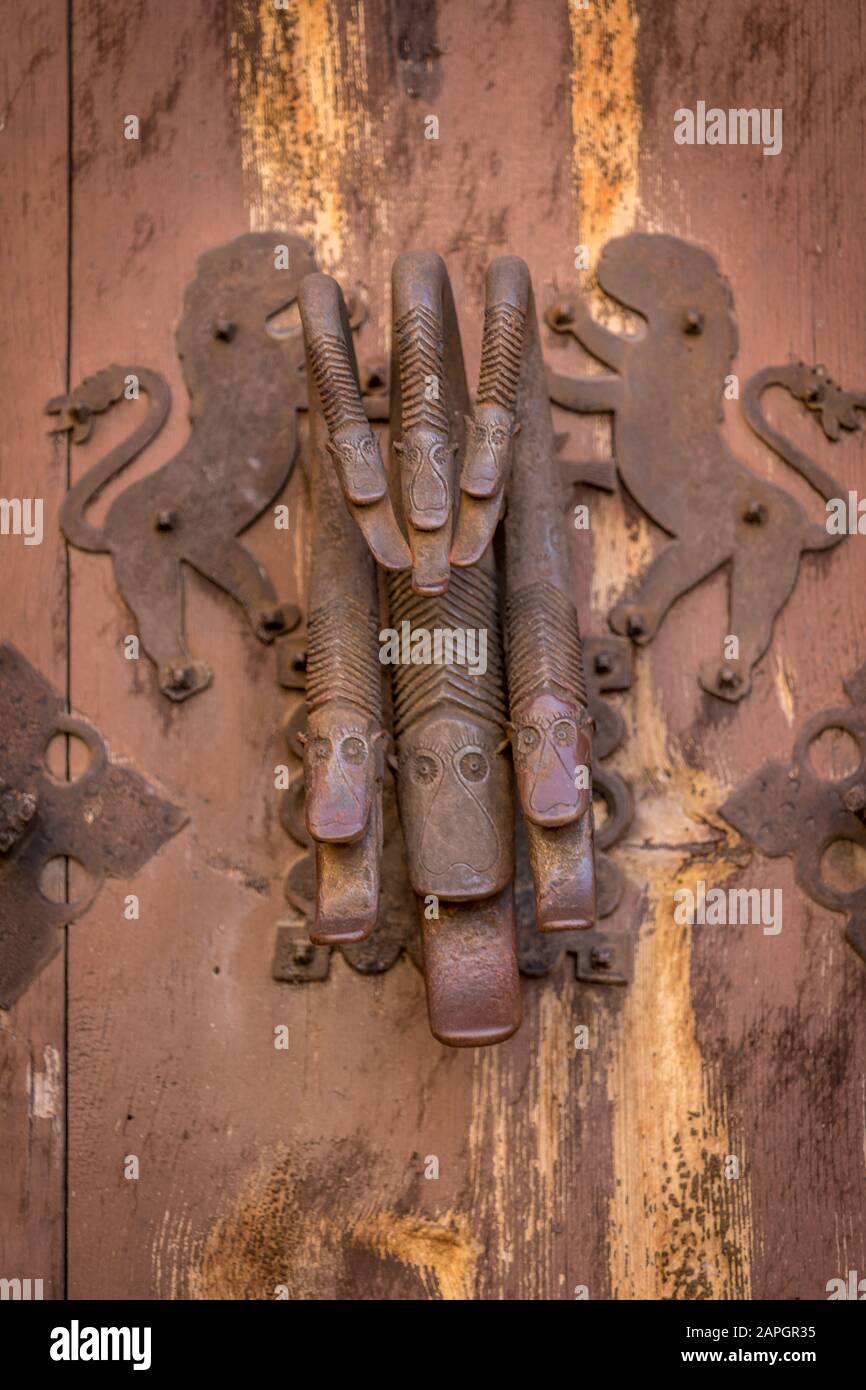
left=231, top=0, right=384, bottom=271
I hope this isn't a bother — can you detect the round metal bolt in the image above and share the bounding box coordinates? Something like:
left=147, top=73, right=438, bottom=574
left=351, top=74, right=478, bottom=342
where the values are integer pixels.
left=213, top=318, right=236, bottom=342
left=259, top=608, right=287, bottom=634
left=594, top=651, right=613, bottom=675
left=843, top=783, right=866, bottom=816
left=718, top=665, right=741, bottom=689
left=626, top=613, right=647, bottom=639
left=549, top=301, right=576, bottom=330
left=155, top=509, right=178, bottom=532
left=743, top=501, right=768, bottom=525
left=166, top=666, right=193, bottom=691
left=590, top=947, right=613, bottom=970
left=683, top=309, right=704, bottom=335
left=293, top=943, right=315, bottom=966
left=19, top=793, right=37, bottom=822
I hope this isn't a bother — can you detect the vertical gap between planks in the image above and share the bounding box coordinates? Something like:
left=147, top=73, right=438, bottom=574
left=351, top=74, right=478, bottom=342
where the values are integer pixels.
left=62, top=0, right=74, bottom=1302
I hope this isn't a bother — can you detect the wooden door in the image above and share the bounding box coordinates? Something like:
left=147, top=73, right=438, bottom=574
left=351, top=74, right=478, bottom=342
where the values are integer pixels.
left=2, top=0, right=864, bottom=1301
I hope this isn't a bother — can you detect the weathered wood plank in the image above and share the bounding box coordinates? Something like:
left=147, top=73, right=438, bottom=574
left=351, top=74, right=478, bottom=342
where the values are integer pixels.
left=622, top=0, right=866, bottom=1299
left=54, top=0, right=866, bottom=1302
left=0, top=0, right=69, bottom=1300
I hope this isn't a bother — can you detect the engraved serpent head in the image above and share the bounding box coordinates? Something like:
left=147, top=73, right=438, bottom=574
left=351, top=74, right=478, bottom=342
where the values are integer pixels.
left=461, top=404, right=520, bottom=498
left=326, top=423, right=388, bottom=505
left=303, top=709, right=382, bottom=844
left=512, top=692, right=592, bottom=828
left=396, top=716, right=513, bottom=898
left=394, top=426, right=456, bottom=530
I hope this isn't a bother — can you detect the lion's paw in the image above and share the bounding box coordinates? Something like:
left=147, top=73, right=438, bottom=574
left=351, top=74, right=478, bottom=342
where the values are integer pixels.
left=794, top=363, right=866, bottom=442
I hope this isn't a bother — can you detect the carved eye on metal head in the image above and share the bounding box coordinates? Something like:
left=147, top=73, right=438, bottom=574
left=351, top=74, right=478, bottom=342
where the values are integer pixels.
left=412, top=752, right=440, bottom=785
left=553, top=720, right=576, bottom=746
left=459, top=749, right=489, bottom=783
left=341, top=735, right=367, bottom=765
left=311, top=737, right=331, bottom=762
left=517, top=727, right=540, bottom=754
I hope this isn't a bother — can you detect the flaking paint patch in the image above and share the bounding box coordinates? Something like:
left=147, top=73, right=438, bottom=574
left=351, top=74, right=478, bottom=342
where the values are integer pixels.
left=589, top=479, right=654, bottom=618
left=606, top=675, right=754, bottom=1298
left=352, top=1210, right=477, bottom=1301
left=468, top=983, right=584, bottom=1297
left=157, top=1144, right=476, bottom=1300
left=29, top=1044, right=61, bottom=1121
left=568, top=0, right=641, bottom=279
left=773, top=653, right=796, bottom=726
left=231, top=0, right=385, bottom=270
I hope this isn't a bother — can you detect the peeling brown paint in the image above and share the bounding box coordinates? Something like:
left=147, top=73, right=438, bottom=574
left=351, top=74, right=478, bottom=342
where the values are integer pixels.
left=773, top=654, right=797, bottom=727
left=468, top=983, right=589, bottom=1299
left=29, top=1043, right=61, bottom=1121
left=568, top=0, right=641, bottom=271
left=231, top=0, right=386, bottom=272
left=352, top=1209, right=477, bottom=1300
left=606, top=676, right=754, bottom=1299
left=156, top=1144, right=476, bottom=1300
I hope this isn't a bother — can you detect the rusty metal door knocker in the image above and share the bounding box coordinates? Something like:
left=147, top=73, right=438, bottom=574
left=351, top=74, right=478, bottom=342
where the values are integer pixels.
left=27, top=230, right=622, bottom=1048
left=298, top=251, right=597, bottom=1045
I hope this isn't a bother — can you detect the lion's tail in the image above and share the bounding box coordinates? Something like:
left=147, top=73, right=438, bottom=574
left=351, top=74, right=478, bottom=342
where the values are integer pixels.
left=56, top=365, right=171, bottom=553
left=742, top=364, right=845, bottom=552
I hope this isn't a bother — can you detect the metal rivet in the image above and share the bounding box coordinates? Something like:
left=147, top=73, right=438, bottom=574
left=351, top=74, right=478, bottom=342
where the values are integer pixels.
left=742, top=501, right=767, bottom=525
left=155, top=509, right=178, bottom=532
left=683, top=309, right=704, bottom=334
left=718, top=665, right=741, bottom=689
left=166, top=666, right=193, bottom=691
left=213, top=318, right=236, bottom=341
left=594, top=651, right=613, bottom=674
left=549, top=301, right=576, bottom=329
left=259, top=608, right=287, bottom=633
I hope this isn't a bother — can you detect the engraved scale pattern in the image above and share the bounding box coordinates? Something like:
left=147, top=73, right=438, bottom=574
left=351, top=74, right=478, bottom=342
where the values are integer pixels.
left=506, top=581, right=587, bottom=709
left=305, top=597, right=383, bottom=719
left=306, top=331, right=367, bottom=431
left=386, top=566, right=507, bottom=738
left=394, top=303, right=450, bottom=433
left=477, top=302, right=526, bottom=407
